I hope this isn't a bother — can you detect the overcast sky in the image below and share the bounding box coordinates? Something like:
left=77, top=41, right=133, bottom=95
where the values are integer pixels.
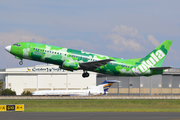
left=0, top=0, right=180, bottom=68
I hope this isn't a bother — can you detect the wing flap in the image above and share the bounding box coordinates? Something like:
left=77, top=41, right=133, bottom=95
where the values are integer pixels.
left=79, top=59, right=114, bottom=70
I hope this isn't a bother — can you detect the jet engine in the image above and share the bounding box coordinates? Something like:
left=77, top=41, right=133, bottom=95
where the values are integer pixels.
left=61, top=60, right=79, bottom=71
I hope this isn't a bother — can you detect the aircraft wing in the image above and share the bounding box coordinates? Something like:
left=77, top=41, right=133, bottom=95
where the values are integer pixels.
left=150, top=67, right=172, bottom=70
left=79, top=59, right=114, bottom=70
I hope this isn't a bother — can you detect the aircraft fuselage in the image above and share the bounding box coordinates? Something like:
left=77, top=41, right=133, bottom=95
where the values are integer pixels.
left=5, top=40, right=172, bottom=77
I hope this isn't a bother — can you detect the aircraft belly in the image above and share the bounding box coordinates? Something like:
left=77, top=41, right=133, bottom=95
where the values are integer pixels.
left=96, top=66, right=137, bottom=76
left=95, top=66, right=155, bottom=76
left=44, top=57, right=63, bottom=65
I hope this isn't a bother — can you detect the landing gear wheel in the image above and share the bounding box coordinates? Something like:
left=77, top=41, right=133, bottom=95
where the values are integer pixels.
left=19, top=60, right=23, bottom=65
left=82, top=71, right=89, bottom=78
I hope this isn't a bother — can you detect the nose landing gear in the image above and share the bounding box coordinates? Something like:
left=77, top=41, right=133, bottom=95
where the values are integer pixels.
left=82, top=71, right=89, bottom=78
left=19, top=60, right=23, bottom=65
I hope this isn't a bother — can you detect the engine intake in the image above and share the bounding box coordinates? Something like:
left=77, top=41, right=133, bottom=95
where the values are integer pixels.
left=61, top=60, right=79, bottom=71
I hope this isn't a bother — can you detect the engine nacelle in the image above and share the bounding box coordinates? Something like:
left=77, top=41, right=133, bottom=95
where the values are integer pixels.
left=61, top=60, right=79, bottom=71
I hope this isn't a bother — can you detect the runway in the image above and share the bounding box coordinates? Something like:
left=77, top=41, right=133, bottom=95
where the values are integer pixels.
left=0, top=112, right=180, bottom=120
left=1, top=95, right=180, bottom=100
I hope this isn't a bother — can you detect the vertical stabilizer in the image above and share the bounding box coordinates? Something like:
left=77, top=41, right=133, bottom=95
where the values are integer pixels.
left=99, top=80, right=119, bottom=94
left=138, top=40, right=172, bottom=67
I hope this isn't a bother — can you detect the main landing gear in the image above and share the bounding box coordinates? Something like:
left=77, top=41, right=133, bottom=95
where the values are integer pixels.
left=82, top=70, right=89, bottom=78
left=19, top=60, right=23, bottom=65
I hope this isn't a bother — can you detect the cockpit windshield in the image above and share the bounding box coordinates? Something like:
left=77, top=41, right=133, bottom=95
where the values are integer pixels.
left=13, top=44, right=21, bottom=47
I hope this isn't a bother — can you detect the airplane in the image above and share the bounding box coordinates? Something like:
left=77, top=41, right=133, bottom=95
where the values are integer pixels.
left=32, top=80, right=119, bottom=96
left=5, top=40, right=172, bottom=78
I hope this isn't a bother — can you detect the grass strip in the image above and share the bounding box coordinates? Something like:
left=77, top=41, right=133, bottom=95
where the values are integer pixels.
left=0, top=99, right=180, bottom=112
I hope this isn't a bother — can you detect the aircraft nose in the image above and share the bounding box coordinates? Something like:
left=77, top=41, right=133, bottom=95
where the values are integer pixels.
left=5, top=45, right=11, bottom=52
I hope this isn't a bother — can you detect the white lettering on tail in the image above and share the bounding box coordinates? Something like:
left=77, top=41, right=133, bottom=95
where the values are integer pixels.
left=156, top=50, right=165, bottom=59
left=132, top=50, right=165, bottom=74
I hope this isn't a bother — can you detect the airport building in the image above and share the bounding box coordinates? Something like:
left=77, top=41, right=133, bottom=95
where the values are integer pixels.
left=0, top=65, right=180, bottom=95
left=0, top=64, right=97, bottom=95
left=98, top=68, right=180, bottom=95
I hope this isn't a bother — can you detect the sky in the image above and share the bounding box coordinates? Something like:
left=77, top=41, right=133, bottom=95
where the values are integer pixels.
left=0, top=0, right=180, bottom=68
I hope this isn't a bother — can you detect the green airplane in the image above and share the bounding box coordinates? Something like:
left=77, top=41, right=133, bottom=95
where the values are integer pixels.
left=5, top=40, right=172, bottom=78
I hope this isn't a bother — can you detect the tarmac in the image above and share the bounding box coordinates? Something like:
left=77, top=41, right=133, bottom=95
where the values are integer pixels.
left=0, top=112, right=180, bottom=120
left=0, top=95, right=180, bottom=99
left=1, top=96, right=180, bottom=120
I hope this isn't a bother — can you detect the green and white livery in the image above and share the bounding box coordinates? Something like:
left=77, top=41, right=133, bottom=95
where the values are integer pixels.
left=5, top=40, right=172, bottom=78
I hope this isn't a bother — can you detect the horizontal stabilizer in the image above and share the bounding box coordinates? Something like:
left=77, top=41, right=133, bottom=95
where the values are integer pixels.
left=106, top=80, right=120, bottom=83
left=100, top=80, right=120, bottom=85
left=150, top=67, right=172, bottom=70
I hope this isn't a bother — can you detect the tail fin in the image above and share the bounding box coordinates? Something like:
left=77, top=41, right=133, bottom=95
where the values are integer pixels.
left=99, top=80, right=119, bottom=94
left=138, top=40, right=172, bottom=67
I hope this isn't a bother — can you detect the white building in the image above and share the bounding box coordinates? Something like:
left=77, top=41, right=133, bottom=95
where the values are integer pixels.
left=0, top=64, right=97, bottom=95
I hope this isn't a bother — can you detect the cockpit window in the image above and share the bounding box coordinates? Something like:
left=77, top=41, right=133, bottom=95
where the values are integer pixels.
left=13, top=44, right=21, bottom=47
